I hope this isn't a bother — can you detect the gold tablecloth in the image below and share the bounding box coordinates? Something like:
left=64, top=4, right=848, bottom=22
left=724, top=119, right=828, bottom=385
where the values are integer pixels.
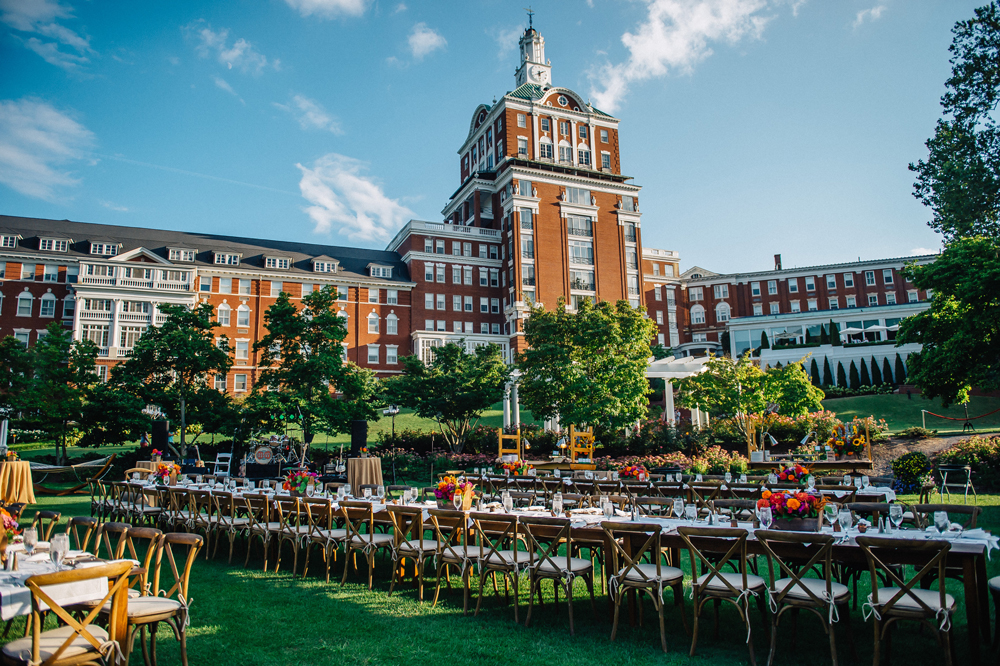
left=137, top=461, right=156, bottom=472
left=0, top=461, right=34, bottom=504
left=347, top=457, right=383, bottom=490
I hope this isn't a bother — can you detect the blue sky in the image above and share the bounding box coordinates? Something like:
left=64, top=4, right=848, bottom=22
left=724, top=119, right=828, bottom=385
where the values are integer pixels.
left=0, top=0, right=982, bottom=273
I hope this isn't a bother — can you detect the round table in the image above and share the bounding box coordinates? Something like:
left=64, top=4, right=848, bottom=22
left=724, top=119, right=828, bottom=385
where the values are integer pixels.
left=0, top=461, right=35, bottom=504
left=347, top=457, right=383, bottom=490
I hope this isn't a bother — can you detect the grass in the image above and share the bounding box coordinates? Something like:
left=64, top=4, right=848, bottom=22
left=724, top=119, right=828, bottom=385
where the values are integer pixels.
left=822, top=394, right=1000, bottom=435
left=7, top=492, right=1000, bottom=665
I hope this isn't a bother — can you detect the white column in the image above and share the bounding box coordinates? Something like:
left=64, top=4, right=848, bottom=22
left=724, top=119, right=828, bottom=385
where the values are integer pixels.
left=511, top=384, right=520, bottom=426
left=108, top=299, right=123, bottom=357
left=502, top=388, right=511, bottom=427
left=665, top=380, right=675, bottom=426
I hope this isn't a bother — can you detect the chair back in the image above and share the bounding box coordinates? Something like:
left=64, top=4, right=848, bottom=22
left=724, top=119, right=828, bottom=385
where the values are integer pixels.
left=756, top=530, right=836, bottom=608
left=339, top=501, right=376, bottom=546
left=855, top=535, right=951, bottom=618
left=725, top=484, right=762, bottom=501
left=520, top=516, right=571, bottom=573
left=23, top=560, right=133, bottom=666
left=30, top=510, right=61, bottom=541
left=711, top=499, right=757, bottom=521
left=96, top=522, right=130, bottom=560
left=621, top=480, right=653, bottom=496
left=469, top=511, right=520, bottom=568
left=652, top=482, right=686, bottom=500
left=66, top=516, right=100, bottom=554
left=817, top=485, right=857, bottom=503
left=844, top=502, right=893, bottom=524
left=426, top=508, right=470, bottom=562
left=273, top=497, right=302, bottom=537
left=689, top=482, right=723, bottom=508
left=600, top=521, right=663, bottom=591
left=153, top=533, right=203, bottom=611
left=122, top=527, right=163, bottom=596
left=634, top=496, right=674, bottom=516
left=677, top=526, right=750, bottom=597
left=911, top=503, right=980, bottom=529
left=212, top=492, right=238, bottom=530
left=300, top=497, right=334, bottom=540
left=241, top=494, right=272, bottom=534
left=386, top=505, right=424, bottom=547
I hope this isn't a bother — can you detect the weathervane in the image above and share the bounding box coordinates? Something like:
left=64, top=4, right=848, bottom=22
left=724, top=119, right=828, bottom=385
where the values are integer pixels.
left=525, top=6, right=534, bottom=29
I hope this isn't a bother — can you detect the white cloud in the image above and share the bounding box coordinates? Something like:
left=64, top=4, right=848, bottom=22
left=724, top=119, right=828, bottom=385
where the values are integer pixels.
left=284, top=0, right=367, bottom=19
left=186, top=21, right=274, bottom=74
left=213, top=76, right=246, bottom=104
left=274, top=95, right=343, bottom=134
left=494, top=26, right=522, bottom=60
left=589, top=0, right=787, bottom=112
left=408, top=22, right=446, bottom=60
left=0, top=97, right=95, bottom=200
left=99, top=200, right=128, bottom=212
left=910, top=247, right=939, bottom=256
left=0, top=0, right=94, bottom=71
left=853, top=5, right=886, bottom=29
left=392, top=3, right=407, bottom=14
left=296, top=154, right=414, bottom=242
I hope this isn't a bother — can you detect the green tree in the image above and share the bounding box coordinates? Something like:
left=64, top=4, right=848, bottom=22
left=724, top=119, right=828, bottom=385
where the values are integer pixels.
left=254, top=288, right=382, bottom=458
left=650, top=343, right=672, bottom=360
left=830, top=320, right=842, bottom=346
left=882, top=357, right=894, bottom=385
left=0, top=336, right=31, bottom=419
left=809, top=358, right=821, bottom=386
left=849, top=361, right=861, bottom=390
left=805, top=329, right=813, bottom=344
left=111, top=303, right=232, bottom=457
left=518, top=299, right=656, bottom=431
left=895, top=353, right=908, bottom=384
left=870, top=356, right=883, bottom=385
left=860, top=359, right=871, bottom=386
left=903, top=5, right=1000, bottom=404
left=820, top=325, right=830, bottom=345
left=837, top=362, right=848, bottom=388
left=387, top=342, right=511, bottom=453
left=822, top=357, right=834, bottom=386
left=760, top=331, right=770, bottom=349
left=78, top=383, right=151, bottom=449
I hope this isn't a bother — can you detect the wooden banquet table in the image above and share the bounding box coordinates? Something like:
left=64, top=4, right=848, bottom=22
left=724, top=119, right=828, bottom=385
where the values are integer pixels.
left=347, top=457, right=383, bottom=490
left=0, top=460, right=34, bottom=504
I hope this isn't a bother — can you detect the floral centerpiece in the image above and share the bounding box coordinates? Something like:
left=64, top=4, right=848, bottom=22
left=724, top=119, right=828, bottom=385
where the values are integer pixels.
left=500, top=461, right=533, bottom=475
left=775, top=464, right=811, bottom=485
left=151, top=449, right=163, bottom=463
left=360, top=445, right=369, bottom=458
left=0, top=507, right=19, bottom=563
left=826, top=421, right=867, bottom=459
left=152, top=463, right=181, bottom=485
left=619, top=465, right=649, bottom=480
left=757, top=489, right=826, bottom=531
left=435, top=476, right=476, bottom=509
left=283, top=470, right=319, bottom=496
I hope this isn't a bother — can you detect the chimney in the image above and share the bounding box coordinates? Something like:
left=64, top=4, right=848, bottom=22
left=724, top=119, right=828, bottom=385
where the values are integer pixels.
left=774, top=254, right=782, bottom=271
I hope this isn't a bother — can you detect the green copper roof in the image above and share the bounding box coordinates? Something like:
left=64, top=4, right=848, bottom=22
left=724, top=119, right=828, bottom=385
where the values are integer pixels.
left=504, top=83, right=615, bottom=119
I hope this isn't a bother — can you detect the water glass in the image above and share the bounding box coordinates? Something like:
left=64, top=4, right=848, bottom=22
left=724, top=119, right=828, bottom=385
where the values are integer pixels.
left=611, top=471, right=619, bottom=481
left=724, top=472, right=732, bottom=484
left=673, top=498, right=684, bottom=519
left=759, top=507, right=773, bottom=530
left=684, top=504, right=697, bottom=522
left=768, top=473, right=777, bottom=485
left=843, top=474, right=851, bottom=486
left=889, top=503, right=903, bottom=532
left=552, top=498, right=563, bottom=515
left=336, top=486, right=345, bottom=500
left=695, top=473, right=703, bottom=483
left=22, top=528, right=37, bottom=556
left=344, top=484, right=352, bottom=497
left=377, top=485, right=386, bottom=500
left=824, top=503, right=838, bottom=527
left=838, top=509, right=853, bottom=533
left=862, top=475, right=871, bottom=488
left=452, top=494, right=462, bottom=510
left=502, top=494, right=513, bottom=513
left=364, top=487, right=372, bottom=499
left=675, top=472, right=683, bottom=483
left=740, top=473, right=747, bottom=484
left=306, top=484, right=314, bottom=498
left=853, top=477, right=862, bottom=489
left=132, top=472, right=140, bottom=481
left=196, top=475, right=203, bottom=485
left=806, top=475, right=816, bottom=491
left=934, top=511, right=950, bottom=534
left=50, top=534, right=68, bottom=570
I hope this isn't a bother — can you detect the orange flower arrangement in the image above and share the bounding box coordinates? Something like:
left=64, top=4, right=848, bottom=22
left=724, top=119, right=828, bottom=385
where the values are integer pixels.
left=757, top=489, right=825, bottom=519
left=152, top=463, right=181, bottom=484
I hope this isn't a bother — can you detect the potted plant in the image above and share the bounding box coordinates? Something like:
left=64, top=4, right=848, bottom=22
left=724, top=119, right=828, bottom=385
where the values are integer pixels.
left=757, top=489, right=826, bottom=531
left=434, top=476, right=476, bottom=509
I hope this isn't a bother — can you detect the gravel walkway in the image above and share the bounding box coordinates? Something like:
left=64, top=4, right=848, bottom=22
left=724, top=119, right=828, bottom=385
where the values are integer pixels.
left=872, top=436, right=966, bottom=475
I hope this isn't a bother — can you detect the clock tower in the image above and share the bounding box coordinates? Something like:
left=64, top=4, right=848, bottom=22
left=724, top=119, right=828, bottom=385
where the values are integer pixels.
left=514, top=26, right=551, bottom=87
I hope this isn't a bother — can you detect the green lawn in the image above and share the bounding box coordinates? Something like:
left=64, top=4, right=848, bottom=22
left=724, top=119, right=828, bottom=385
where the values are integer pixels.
left=822, top=393, right=1000, bottom=435
left=7, top=492, right=1000, bottom=666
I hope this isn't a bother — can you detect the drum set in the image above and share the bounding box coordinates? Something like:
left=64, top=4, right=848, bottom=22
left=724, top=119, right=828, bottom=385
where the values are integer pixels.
left=247, top=435, right=301, bottom=466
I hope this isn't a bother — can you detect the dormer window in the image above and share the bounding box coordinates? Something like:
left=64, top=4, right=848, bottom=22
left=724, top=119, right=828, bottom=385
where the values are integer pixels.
left=39, top=238, right=69, bottom=252
left=370, top=266, right=392, bottom=278
left=168, top=248, right=196, bottom=262
left=90, top=242, right=119, bottom=256
left=313, top=261, right=337, bottom=273
left=214, top=252, right=241, bottom=266
left=265, top=257, right=291, bottom=270
left=0, top=235, right=19, bottom=249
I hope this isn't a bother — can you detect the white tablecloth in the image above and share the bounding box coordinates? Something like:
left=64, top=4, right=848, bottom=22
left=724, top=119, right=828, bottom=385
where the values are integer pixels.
left=0, top=559, right=109, bottom=620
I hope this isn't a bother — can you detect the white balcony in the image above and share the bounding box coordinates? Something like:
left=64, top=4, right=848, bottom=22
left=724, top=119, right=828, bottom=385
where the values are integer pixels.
left=78, top=274, right=191, bottom=291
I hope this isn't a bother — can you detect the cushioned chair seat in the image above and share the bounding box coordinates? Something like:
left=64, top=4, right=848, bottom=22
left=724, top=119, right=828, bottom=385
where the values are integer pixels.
left=350, top=533, right=393, bottom=547
left=988, top=575, right=1000, bottom=593
left=695, top=571, right=765, bottom=592
left=398, top=538, right=437, bottom=553
left=536, top=557, right=593, bottom=574
left=621, top=563, right=684, bottom=584
left=482, top=550, right=521, bottom=566
left=2, top=625, right=110, bottom=664
left=872, top=586, right=955, bottom=612
left=312, top=529, right=348, bottom=541
left=773, top=577, right=849, bottom=602
left=121, top=596, right=183, bottom=620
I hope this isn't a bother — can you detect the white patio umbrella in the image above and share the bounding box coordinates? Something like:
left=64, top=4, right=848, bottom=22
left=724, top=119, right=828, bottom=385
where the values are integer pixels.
left=839, top=327, right=864, bottom=334
left=646, top=356, right=711, bottom=427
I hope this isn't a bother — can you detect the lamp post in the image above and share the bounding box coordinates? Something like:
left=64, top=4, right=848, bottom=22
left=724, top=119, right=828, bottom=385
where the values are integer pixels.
left=383, top=405, right=400, bottom=484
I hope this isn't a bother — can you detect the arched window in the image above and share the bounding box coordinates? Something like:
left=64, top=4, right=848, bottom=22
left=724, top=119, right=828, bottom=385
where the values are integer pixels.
left=217, top=303, right=231, bottom=326
left=39, top=294, right=56, bottom=318
left=16, top=292, right=33, bottom=317
left=236, top=304, right=250, bottom=327
left=386, top=313, right=398, bottom=335
left=367, top=312, right=379, bottom=334
left=691, top=304, right=705, bottom=325
left=716, top=302, right=730, bottom=323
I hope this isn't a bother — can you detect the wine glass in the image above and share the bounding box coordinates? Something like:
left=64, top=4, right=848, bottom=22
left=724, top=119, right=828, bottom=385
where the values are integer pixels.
left=806, top=475, right=816, bottom=491
left=22, top=527, right=37, bottom=557
left=673, top=498, right=684, bottom=520
left=363, top=487, right=372, bottom=500
left=934, top=511, right=950, bottom=534
left=502, top=493, right=513, bottom=513
left=602, top=500, right=614, bottom=520
left=377, top=485, right=386, bottom=501
left=684, top=504, right=697, bottom=523
left=343, top=484, right=352, bottom=497
left=132, top=472, right=140, bottom=482
left=740, top=473, right=747, bottom=484
left=838, top=509, right=853, bottom=534
left=862, top=475, right=871, bottom=489
left=724, top=472, right=732, bottom=484
left=552, top=496, right=563, bottom=515
left=452, top=493, right=463, bottom=510
left=853, top=477, right=863, bottom=490
left=889, top=504, right=903, bottom=533
left=306, top=484, right=314, bottom=498
left=50, top=534, right=68, bottom=570
left=759, top=507, right=773, bottom=530
left=824, top=503, right=838, bottom=528
left=842, top=474, right=851, bottom=486
left=675, top=472, right=683, bottom=483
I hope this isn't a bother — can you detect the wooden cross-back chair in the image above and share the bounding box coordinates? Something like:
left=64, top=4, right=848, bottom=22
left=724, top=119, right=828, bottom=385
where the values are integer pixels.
left=95, top=522, right=130, bottom=561
left=65, top=516, right=100, bottom=555
left=521, top=516, right=596, bottom=636
left=427, top=508, right=479, bottom=614
left=241, top=494, right=275, bottom=570
left=271, top=497, right=306, bottom=574
left=0, top=560, right=133, bottom=666
left=756, top=530, right=852, bottom=666
left=688, top=483, right=724, bottom=511
left=677, top=526, right=768, bottom=666
left=601, top=521, right=686, bottom=653
left=634, top=496, right=675, bottom=517
left=340, top=501, right=393, bottom=589
left=817, top=486, right=857, bottom=504
left=386, top=505, right=436, bottom=600
left=855, top=536, right=955, bottom=666
left=301, top=497, right=346, bottom=583
left=30, top=511, right=61, bottom=541
left=210, top=492, right=246, bottom=564
left=468, top=512, right=522, bottom=620
left=185, top=490, right=214, bottom=559
left=710, top=499, right=758, bottom=523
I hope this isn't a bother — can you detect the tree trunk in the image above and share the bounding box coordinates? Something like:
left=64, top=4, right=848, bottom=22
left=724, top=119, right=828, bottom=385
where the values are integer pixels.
left=179, top=394, right=187, bottom=459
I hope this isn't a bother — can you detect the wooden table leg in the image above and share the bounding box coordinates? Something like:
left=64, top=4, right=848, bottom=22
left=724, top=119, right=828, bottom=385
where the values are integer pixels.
left=963, top=556, right=982, bottom=666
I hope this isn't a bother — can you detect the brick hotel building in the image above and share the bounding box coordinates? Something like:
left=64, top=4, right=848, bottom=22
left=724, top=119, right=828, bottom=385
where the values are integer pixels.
left=0, top=26, right=935, bottom=400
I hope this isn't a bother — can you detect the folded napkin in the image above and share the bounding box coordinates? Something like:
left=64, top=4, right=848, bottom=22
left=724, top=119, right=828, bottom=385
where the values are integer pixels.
left=483, top=502, right=503, bottom=509
left=525, top=505, right=547, bottom=512
left=614, top=509, right=630, bottom=518
left=570, top=507, right=603, bottom=515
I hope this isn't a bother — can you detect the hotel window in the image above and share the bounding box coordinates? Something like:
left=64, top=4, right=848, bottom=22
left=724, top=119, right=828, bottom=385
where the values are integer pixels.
left=435, top=240, right=445, bottom=254
left=39, top=295, right=55, bottom=317
left=480, top=323, right=489, bottom=334
left=691, top=305, right=706, bottom=324
left=199, top=276, right=211, bottom=292
left=386, top=315, right=398, bottom=335
left=424, top=294, right=434, bottom=310
left=460, top=267, right=471, bottom=286
left=81, top=324, right=109, bottom=347
left=790, top=300, right=801, bottom=313
left=517, top=113, right=526, bottom=127
left=883, top=269, right=894, bottom=284
left=689, top=287, right=703, bottom=301
left=578, top=125, right=588, bottom=139
left=601, top=152, right=611, bottom=169
left=539, top=142, right=553, bottom=159
left=424, top=238, right=433, bottom=253
left=387, top=289, right=398, bottom=305
left=907, top=290, right=918, bottom=303
left=521, top=238, right=535, bottom=259
left=558, top=145, right=572, bottom=162
left=491, top=298, right=500, bottom=314
left=313, top=261, right=336, bottom=273
left=807, top=298, right=818, bottom=311
left=0, top=236, right=19, bottom=250
left=657, top=333, right=665, bottom=346
left=868, top=294, right=879, bottom=306
left=753, top=304, right=763, bottom=316
left=652, top=264, right=660, bottom=277
left=788, top=278, right=798, bottom=293
left=436, top=294, right=446, bottom=310
left=215, top=375, right=226, bottom=391
left=715, top=303, right=730, bottom=322
left=452, top=321, right=462, bottom=333
left=805, top=277, right=815, bottom=291
left=218, top=278, right=231, bottom=294
left=452, top=295, right=461, bottom=312
left=559, top=121, right=569, bottom=135
left=626, top=250, right=638, bottom=270
left=386, top=345, right=398, bottom=364
left=478, top=268, right=487, bottom=287
left=21, top=264, right=35, bottom=280
left=368, top=288, right=379, bottom=304
left=236, top=305, right=250, bottom=327
left=424, top=319, right=433, bottom=330
left=42, top=265, right=58, bottom=282
left=16, top=294, right=32, bottom=317
left=40, top=239, right=68, bottom=252
left=565, top=187, right=591, bottom=204
left=214, top=253, right=239, bottom=265
left=886, top=292, right=897, bottom=305
left=600, top=129, right=609, bottom=143
left=90, top=242, right=118, bottom=256
left=829, top=297, right=839, bottom=310
left=424, top=263, right=434, bottom=282
left=270, top=281, right=283, bottom=297
left=520, top=208, right=533, bottom=230
left=234, top=374, right=247, bottom=392
left=490, top=269, right=499, bottom=287
left=517, top=137, right=528, bottom=156
left=371, top=266, right=392, bottom=278
left=462, top=296, right=472, bottom=312
left=693, top=333, right=708, bottom=343
left=436, top=265, right=445, bottom=283
left=367, top=313, right=379, bottom=334
left=518, top=181, right=533, bottom=198
left=239, top=279, right=251, bottom=295
left=338, top=286, right=348, bottom=300
left=767, top=280, right=777, bottom=295
left=577, top=149, right=591, bottom=166
left=119, top=325, right=144, bottom=349
left=62, top=297, right=75, bottom=318
left=844, top=273, right=855, bottom=287
left=751, top=282, right=760, bottom=296
left=451, top=242, right=461, bottom=256
left=654, top=286, right=662, bottom=301
left=714, top=284, right=729, bottom=299
left=167, top=248, right=195, bottom=262
left=217, top=304, right=230, bottom=326
left=826, top=274, right=836, bottom=290
left=655, top=311, right=663, bottom=324
left=568, top=240, right=593, bottom=265
left=235, top=341, right=249, bottom=359
left=436, top=320, right=446, bottom=331
left=769, top=302, right=779, bottom=315
left=846, top=295, right=857, bottom=308
left=865, top=271, right=876, bottom=286
left=478, top=244, right=488, bottom=258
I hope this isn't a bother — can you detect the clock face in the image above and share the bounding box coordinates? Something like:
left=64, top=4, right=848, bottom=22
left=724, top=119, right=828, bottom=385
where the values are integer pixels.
left=531, top=66, right=547, bottom=82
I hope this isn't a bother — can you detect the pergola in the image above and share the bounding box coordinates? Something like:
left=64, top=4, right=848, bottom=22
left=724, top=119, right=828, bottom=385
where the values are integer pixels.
left=645, top=355, right=711, bottom=428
